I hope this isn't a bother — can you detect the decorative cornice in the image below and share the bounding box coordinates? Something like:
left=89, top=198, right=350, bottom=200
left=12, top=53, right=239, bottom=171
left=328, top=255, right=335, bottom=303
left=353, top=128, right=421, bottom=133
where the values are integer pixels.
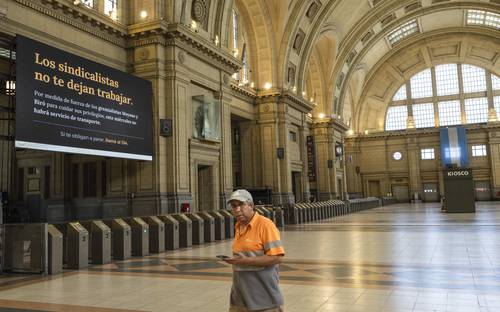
left=15, top=0, right=127, bottom=46
left=163, top=23, right=241, bottom=74
left=0, top=4, right=7, bottom=19
left=280, top=91, right=316, bottom=114
left=311, top=117, right=349, bottom=132
left=346, top=123, right=500, bottom=141
left=230, top=82, right=257, bottom=100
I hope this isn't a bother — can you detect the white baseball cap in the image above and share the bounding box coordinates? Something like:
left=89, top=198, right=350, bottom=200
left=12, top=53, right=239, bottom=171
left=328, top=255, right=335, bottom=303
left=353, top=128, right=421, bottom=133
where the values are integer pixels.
left=227, top=189, right=253, bottom=204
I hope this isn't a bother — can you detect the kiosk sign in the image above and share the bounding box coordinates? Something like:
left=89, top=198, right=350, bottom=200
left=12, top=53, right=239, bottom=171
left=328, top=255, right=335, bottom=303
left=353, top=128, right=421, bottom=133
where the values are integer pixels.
left=15, top=35, right=153, bottom=160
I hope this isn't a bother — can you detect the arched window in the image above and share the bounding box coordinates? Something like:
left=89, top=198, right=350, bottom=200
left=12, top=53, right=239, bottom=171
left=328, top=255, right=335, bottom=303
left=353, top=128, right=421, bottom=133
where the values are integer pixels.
left=230, top=8, right=252, bottom=86
left=385, top=64, right=500, bottom=131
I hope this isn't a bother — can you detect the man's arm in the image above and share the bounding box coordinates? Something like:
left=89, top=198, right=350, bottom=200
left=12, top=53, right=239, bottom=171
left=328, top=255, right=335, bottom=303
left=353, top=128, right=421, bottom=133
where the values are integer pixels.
left=224, top=253, right=283, bottom=267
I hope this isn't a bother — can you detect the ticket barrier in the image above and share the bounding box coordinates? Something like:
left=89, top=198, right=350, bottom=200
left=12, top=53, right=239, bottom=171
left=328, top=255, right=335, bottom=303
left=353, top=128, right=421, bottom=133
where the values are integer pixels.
left=286, top=204, right=299, bottom=224
left=103, top=219, right=131, bottom=260
left=274, top=207, right=285, bottom=227
left=218, top=210, right=234, bottom=239
left=196, top=212, right=215, bottom=243
left=207, top=211, right=225, bottom=240
left=317, top=202, right=324, bottom=220
left=326, top=201, right=334, bottom=218
left=171, top=214, right=192, bottom=248
left=294, top=204, right=304, bottom=224
left=158, top=215, right=179, bottom=250
left=184, top=213, right=204, bottom=245
left=142, top=216, right=165, bottom=253
left=311, top=203, right=319, bottom=221
left=319, top=202, right=326, bottom=220
left=54, top=222, right=89, bottom=269
left=262, top=206, right=276, bottom=223
left=301, top=204, right=309, bottom=223
left=124, top=217, right=149, bottom=257
left=47, top=224, right=63, bottom=274
left=80, top=220, right=111, bottom=264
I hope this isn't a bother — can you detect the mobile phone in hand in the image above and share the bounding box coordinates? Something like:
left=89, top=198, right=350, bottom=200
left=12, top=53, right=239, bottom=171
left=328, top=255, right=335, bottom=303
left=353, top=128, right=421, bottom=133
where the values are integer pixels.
left=216, top=255, right=230, bottom=260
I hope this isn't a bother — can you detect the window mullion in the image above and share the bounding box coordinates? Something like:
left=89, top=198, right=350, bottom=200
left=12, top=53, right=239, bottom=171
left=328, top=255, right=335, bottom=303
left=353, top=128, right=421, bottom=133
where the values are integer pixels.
left=431, top=66, right=438, bottom=127
left=458, top=63, right=466, bottom=124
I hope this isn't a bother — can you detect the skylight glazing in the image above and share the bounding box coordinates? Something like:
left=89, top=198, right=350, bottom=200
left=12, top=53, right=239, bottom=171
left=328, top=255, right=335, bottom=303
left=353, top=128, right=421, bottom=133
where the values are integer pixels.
left=385, top=106, right=408, bottom=131
left=462, top=64, right=486, bottom=93
left=410, top=69, right=433, bottom=99
left=435, top=64, right=459, bottom=96
left=392, top=85, right=407, bottom=101
left=387, top=19, right=419, bottom=46
left=467, top=10, right=500, bottom=30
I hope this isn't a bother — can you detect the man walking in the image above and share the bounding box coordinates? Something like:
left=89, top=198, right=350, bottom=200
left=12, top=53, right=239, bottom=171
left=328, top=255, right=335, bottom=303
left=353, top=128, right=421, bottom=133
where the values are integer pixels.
left=222, top=189, right=285, bottom=312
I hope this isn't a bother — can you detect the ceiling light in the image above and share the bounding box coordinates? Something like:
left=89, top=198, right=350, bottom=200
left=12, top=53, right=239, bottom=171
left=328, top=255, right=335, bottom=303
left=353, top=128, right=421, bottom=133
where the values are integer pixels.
left=140, top=10, right=148, bottom=19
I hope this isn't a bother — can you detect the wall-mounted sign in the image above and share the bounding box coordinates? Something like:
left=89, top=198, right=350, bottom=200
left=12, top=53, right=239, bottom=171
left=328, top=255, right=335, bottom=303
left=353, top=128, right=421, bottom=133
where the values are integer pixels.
left=306, top=135, right=316, bottom=182
left=15, top=35, right=153, bottom=160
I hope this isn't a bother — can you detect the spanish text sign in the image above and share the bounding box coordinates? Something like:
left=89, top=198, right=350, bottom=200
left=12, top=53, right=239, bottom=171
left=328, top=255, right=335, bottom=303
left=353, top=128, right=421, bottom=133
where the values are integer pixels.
left=15, top=35, right=153, bottom=160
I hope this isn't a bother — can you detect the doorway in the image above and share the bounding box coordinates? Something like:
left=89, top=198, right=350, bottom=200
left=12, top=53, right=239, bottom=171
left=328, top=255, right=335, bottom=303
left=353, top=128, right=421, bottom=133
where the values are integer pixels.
left=368, top=180, right=381, bottom=197
left=291, top=171, right=302, bottom=203
left=197, top=165, right=214, bottom=211
left=423, top=183, right=439, bottom=202
left=392, top=184, right=409, bottom=202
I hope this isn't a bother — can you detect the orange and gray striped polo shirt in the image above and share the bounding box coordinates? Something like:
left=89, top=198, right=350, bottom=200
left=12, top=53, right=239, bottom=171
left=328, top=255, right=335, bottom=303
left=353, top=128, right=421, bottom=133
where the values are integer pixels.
left=230, top=212, right=285, bottom=310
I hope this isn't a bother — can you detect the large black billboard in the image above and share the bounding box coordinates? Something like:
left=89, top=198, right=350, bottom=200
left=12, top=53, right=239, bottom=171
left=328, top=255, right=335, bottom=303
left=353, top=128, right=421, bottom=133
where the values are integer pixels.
left=15, top=35, right=153, bottom=160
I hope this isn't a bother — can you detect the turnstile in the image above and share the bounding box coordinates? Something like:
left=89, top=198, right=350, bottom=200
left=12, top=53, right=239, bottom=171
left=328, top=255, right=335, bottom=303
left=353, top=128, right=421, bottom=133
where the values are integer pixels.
left=207, top=211, right=225, bottom=240
left=158, top=215, right=179, bottom=250
left=196, top=212, right=215, bottom=243
left=124, top=217, right=149, bottom=257
left=103, top=219, right=131, bottom=260
left=54, top=222, right=89, bottom=269
left=171, top=214, right=192, bottom=248
left=81, top=220, right=111, bottom=264
left=184, top=213, right=204, bottom=245
left=47, top=224, right=63, bottom=275
left=218, top=210, right=234, bottom=238
left=142, top=216, right=165, bottom=253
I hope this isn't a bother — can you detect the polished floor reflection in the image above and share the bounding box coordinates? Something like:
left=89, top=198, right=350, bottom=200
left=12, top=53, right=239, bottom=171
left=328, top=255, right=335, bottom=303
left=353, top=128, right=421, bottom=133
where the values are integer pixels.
left=1, top=202, right=500, bottom=311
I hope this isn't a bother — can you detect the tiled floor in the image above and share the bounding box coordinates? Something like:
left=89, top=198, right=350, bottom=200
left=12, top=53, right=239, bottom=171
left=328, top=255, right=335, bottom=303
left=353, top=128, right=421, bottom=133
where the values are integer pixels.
left=1, top=202, right=500, bottom=311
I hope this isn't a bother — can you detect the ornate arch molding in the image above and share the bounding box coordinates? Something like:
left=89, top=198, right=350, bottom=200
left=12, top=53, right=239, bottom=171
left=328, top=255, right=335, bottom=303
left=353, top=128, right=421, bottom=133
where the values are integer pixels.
left=278, top=0, right=340, bottom=92
left=353, top=31, right=500, bottom=133
left=235, top=0, right=276, bottom=89
left=331, top=0, right=499, bottom=121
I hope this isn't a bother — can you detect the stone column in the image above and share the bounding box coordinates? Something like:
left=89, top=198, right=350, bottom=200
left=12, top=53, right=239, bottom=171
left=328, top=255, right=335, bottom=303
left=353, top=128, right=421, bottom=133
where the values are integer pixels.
left=219, top=80, right=234, bottom=208
left=312, top=120, right=334, bottom=201
left=489, top=130, right=500, bottom=199
left=406, top=137, right=422, bottom=201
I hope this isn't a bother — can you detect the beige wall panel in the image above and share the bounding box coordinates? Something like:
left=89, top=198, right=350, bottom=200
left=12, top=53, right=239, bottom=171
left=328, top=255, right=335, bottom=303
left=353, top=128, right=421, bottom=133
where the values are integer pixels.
left=184, top=55, right=220, bottom=84
left=289, top=124, right=301, bottom=163
left=177, top=84, right=189, bottom=190
left=492, top=144, right=500, bottom=187
left=139, top=161, right=153, bottom=191
left=6, top=2, right=126, bottom=68
left=231, top=97, right=254, bottom=120
left=420, top=10, right=462, bottom=32
left=110, top=159, right=123, bottom=192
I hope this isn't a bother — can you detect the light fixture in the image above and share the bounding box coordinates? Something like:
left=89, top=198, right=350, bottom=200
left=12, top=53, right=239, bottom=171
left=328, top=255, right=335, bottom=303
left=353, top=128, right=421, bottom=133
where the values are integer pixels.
left=191, top=20, right=198, bottom=30
left=307, top=113, right=313, bottom=118
left=292, top=86, right=297, bottom=93
left=347, top=129, right=354, bottom=135
left=263, top=82, right=272, bottom=90
left=232, top=73, right=238, bottom=79
left=364, top=130, right=369, bottom=135
left=250, top=82, right=255, bottom=88
left=140, top=10, right=148, bottom=19
left=214, top=35, right=219, bottom=46
left=232, top=49, right=239, bottom=57
left=302, top=91, right=306, bottom=97
left=5, top=80, right=15, bottom=95
left=319, top=113, right=325, bottom=119
left=74, top=0, right=81, bottom=5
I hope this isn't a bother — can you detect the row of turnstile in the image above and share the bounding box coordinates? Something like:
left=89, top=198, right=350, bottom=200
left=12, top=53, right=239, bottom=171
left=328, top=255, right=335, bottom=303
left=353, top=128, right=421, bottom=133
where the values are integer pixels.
left=286, top=200, right=348, bottom=224
left=47, top=211, right=235, bottom=274
left=286, top=198, right=385, bottom=224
